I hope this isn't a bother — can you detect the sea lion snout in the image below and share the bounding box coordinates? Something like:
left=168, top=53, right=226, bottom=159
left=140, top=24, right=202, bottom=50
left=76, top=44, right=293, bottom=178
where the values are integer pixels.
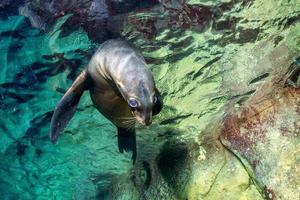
left=144, top=119, right=152, bottom=126
left=133, top=109, right=152, bottom=126
left=138, top=118, right=152, bottom=126
left=142, top=118, right=152, bottom=126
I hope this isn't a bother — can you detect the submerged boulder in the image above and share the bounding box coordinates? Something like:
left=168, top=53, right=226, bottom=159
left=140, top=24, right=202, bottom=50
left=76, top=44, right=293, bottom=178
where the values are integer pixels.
left=108, top=0, right=300, bottom=199
left=18, top=0, right=158, bottom=42
left=221, top=41, right=300, bottom=199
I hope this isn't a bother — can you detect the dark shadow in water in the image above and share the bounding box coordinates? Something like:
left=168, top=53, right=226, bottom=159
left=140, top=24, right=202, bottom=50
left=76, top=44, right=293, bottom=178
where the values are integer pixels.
left=166, top=47, right=195, bottom=64
left=286, top=56, right=300, bottom=88
left=23, top=111, right=53, bottom=146
left=248, top=73, right=270, bottom=85
left=141, top=161, right=152, bottom=189
left=91, top=172, right=117, bottom=200
left=0, top=0, right=24, bottom=19
left=0, top=30, right=26, bottom=39
left=16, top=142, right=28, bottom=156
left=0, top=88, right=35, bottom=105
left=168, top=36, right=194, bottom=52
left=157, top=141, right=189, bottom=189
left=101, top=128, right=190, bottom=199
left=15, top=56, right=84, bottom=85
left=160, top=114, right=192, bottom=125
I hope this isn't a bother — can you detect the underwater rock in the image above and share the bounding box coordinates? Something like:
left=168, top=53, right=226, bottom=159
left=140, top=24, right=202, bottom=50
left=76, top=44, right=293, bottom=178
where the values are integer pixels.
left=114, top=0, right=300, bottom=199
left=19, top=0, right=158, bottom=42
left=0, top=0, right=24, bottom=19
left=221, top=40, right=300, bottom=199
left=18, top=0, right=255, bottom=42
left=123, top=0, right=254, bottom=41
left=19, top=0, right=112, bottom=42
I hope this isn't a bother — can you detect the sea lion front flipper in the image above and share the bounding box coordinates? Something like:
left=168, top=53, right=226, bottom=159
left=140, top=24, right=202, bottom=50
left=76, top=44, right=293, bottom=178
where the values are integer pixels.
left=153, top=87, right=163, bottom=116
left=50, top=70, right=90, bottom=143
left=117, top=127, right=137, bottom=164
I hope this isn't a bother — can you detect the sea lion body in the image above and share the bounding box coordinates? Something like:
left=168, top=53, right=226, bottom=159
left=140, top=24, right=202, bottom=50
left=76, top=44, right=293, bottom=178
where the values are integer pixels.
left=50, top=39, right=163, bottom=163
left=87, top=40, right=154, bottom=127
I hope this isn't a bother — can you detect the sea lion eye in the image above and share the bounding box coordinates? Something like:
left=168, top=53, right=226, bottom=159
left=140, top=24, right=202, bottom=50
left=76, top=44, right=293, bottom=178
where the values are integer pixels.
left=129, top=99, right=138, bottom=108
left=153, top=95, right=157, bottom=104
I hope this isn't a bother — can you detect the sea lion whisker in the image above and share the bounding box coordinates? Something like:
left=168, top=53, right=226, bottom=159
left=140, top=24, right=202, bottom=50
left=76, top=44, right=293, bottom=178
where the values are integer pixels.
left=122, top=119, right=136, bottom=126
left=125, top=124, right=135, bottom=129
left=116, top=117, right=135, bottom=120
left=121, top=119, right=136, bottom=128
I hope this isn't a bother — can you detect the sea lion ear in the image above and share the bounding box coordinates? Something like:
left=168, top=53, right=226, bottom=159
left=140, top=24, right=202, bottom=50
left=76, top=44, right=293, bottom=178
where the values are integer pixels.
left=153, top=87, right=163, bottom=116
left=50, top=69, right=90, bottom=144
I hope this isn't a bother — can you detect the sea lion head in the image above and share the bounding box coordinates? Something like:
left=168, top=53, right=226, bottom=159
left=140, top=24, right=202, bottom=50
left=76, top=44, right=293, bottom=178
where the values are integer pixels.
left=116, top=74, right=157, bottom=126
left=128, top=83, right=156, bottom=126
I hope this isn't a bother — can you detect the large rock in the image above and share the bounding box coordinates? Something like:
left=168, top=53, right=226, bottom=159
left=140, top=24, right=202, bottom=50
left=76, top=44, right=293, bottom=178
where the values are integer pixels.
left=221, top=33, right=300, bottom=199
left=18, top=0, right=158, bottom=42
left=111, top=0, right=300, bottom=199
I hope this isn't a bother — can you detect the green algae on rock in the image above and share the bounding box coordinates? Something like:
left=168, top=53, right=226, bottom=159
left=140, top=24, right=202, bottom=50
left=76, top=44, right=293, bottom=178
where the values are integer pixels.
left=117, top=0, right=300, bottom=199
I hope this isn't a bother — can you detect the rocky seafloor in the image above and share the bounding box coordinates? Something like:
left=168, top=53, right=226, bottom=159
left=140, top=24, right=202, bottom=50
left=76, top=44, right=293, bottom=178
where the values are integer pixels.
left=0, top=0, right=299, bottom=199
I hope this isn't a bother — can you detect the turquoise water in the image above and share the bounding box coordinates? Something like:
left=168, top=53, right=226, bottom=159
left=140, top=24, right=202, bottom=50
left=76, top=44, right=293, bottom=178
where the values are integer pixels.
left=0, top=15, right=109, bottom=199
left=1, top=1, right=300, bottom=200
left=0, top=3, right=173, bottom=199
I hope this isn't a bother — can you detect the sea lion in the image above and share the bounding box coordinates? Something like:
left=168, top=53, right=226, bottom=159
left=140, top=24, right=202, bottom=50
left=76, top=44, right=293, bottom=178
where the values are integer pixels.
left=50, top=39, right=163, bottom=163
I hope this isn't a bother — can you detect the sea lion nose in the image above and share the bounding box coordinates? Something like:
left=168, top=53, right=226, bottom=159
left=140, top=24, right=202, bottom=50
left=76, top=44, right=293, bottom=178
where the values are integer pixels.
left=144, top=120, right=152, bottom=126
left=136, top=111, right=152, bottom=126
left=144, top=116, right=152, bottom=126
